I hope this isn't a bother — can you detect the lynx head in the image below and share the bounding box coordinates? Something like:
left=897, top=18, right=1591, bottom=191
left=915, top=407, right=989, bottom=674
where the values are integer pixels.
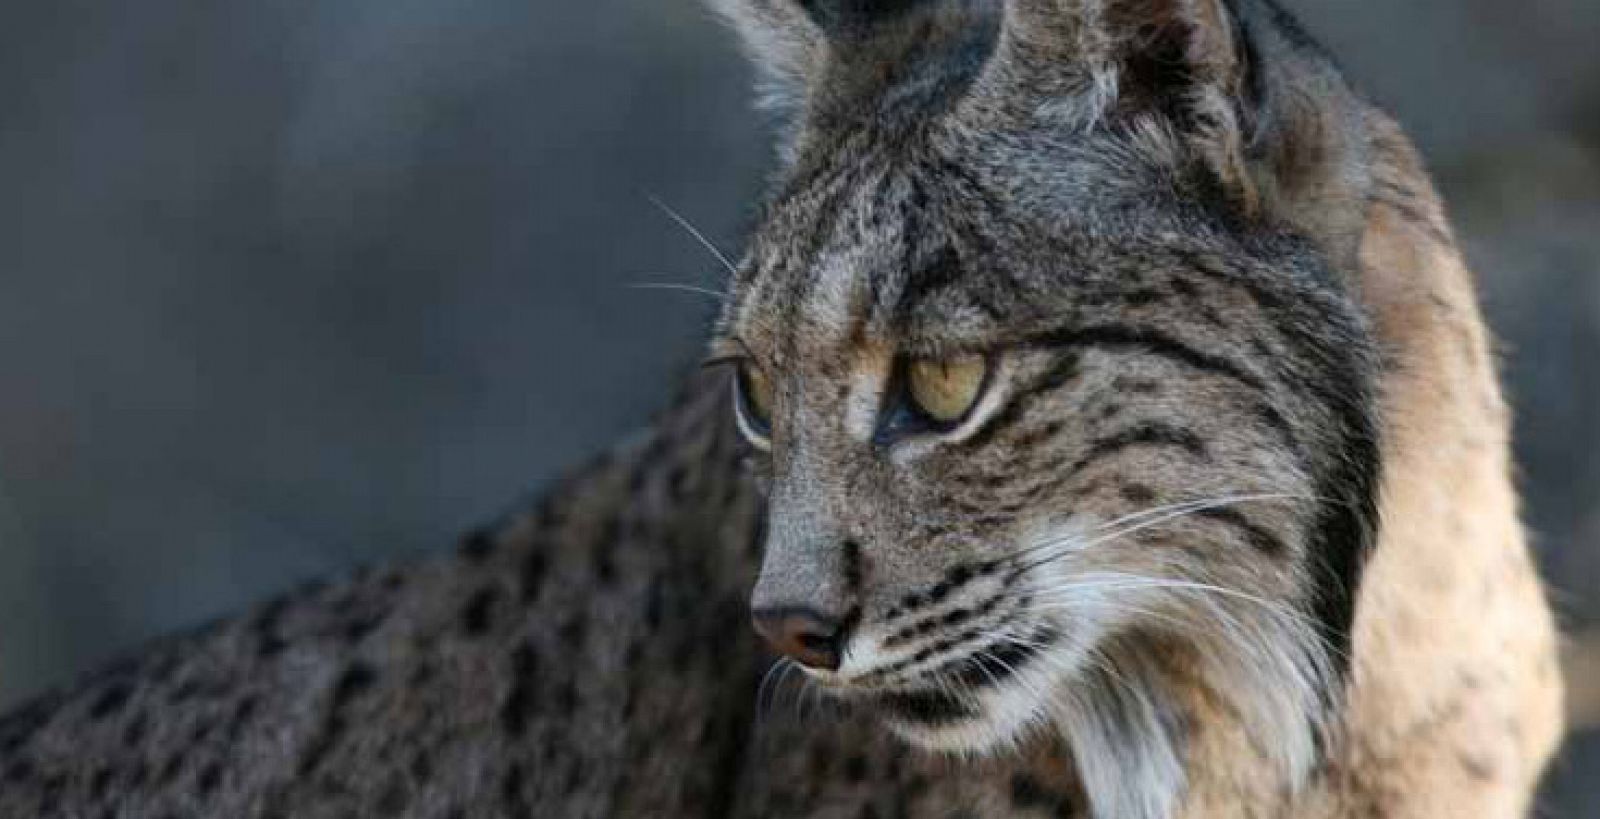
left=710, top=1, right=1381, bottom=815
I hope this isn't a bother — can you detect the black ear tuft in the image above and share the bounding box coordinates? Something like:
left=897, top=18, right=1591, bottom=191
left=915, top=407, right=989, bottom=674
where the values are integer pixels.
left=797, top=0, right=925, bottom=34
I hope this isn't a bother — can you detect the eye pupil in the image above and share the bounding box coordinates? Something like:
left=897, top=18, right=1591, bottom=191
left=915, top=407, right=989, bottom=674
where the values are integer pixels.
left=735, top=362, right=775, bottom=444
left=906, top=354, right=987, bottom=425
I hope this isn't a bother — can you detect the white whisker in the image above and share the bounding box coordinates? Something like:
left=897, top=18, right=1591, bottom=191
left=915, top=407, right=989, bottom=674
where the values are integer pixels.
left=1015, top=492, right=1308, bottom=573
left=648, top=195, right=738, bottom=275
left=626, top=281, right=728, bottom=301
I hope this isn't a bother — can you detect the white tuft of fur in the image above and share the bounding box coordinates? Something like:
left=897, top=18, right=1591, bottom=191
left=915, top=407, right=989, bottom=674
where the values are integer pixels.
left=1055, top=650, right=1187, bottom=819
left=1028, top=559, right=1333, bottom=819
left=1011, top=504, right=1332, bottom=819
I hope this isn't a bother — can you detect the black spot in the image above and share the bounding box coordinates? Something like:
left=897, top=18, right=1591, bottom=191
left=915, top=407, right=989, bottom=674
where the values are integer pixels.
left=502, top=762, right=530, bottom=819
left=1119, top=484, right=1158, bottom=505
left=1122, top=288, right=1166, bottom=307
left=519, top=549, right=549, bottom=604
left=460, top=586, right=500, bottom=637
left=844, top=754, right=870, bottom=782
left=331, top=662, right=377, bottom=709
left=4, top=759, right=34, bottom=784
left=564, top=759, right=587, bottom=795
left=378, top=777, right=410, bottom=812
left=156, top=750, right=187, bottom=786
left=38, top=772, right=64, bottom=814
left=1193, top=507, right=1287, bottom=555
left=188, top=721, right=215, bottom=745
left=120, top=759, right=148, bottom=790
left=251, top=597, right=289, bottom=659
left=1112, top=377, right=1163, bottom=396
left=591, top=515, right=621, bottom=585
left=1249, top=402, right=1303, bottom=458
left=410, top=751, right=433, bottom=782
left=90, top=766, right=113, bottom=800
left=225, top=696, right=258, bottom=742
left=341, top=611, right=384, bottom=644
left=1094, top=402, right=1124, bottom=422
left=668, top=464, right=693, bottom=500
left=296, top=715, right=343, bottom=776
left=556, top=681, right=578, bottom=713
left=257, top=633, right=287, bottom=659
left=88, top=683, right=133, bottom=721
left=197, top=763, right=222, bottom=795
left=501, top=643, right=540, bottom=739
left=1011, top=773, right=1053, bottom=808
left=1460, top=752, right=1495, bottom=781
left=645, top=579, right=665, bottom=629
left=560, top=616, right=588, bottom=651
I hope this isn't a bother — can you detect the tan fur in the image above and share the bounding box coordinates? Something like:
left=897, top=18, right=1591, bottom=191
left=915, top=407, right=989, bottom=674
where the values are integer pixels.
left=1137, top=112, right=1563, bottom=819
left=1177, top=113, right=1567, bottom=819
left=1316, top=115, right=1564, bottom=817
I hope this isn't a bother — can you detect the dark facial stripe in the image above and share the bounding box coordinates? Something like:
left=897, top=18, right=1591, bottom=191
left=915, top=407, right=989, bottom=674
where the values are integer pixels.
left=1305, top=376, right=1381, bottom=684
left=1254, top=402, right=1302, bottom=457
left=863, top=621, right=998, bottom=681
left=891, top=560, right=1004, bottom=616
left=843, top=539, right=864, bottom=593
left=1193, top=507, right=1288, bottom=556
left=1029, top=325, right=1267, bottom=393
left=1069, top=422, right=1209, bottom=477
left=883, top=593, right=1004, bottom=649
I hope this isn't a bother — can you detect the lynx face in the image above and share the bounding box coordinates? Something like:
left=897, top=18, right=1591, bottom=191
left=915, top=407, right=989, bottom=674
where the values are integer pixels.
left=713, top=1, right=1380, bottom=814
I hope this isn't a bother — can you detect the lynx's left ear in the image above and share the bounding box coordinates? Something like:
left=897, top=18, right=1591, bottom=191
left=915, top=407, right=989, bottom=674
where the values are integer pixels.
left=711, top=0, right=923, bottom=136
left=964, top=0, right=1373, bottom=269
left=708, top=0, right=827, bottom=121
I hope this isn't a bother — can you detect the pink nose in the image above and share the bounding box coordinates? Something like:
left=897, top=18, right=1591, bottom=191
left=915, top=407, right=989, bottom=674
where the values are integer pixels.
left=751, top=607, right=843, bottom=670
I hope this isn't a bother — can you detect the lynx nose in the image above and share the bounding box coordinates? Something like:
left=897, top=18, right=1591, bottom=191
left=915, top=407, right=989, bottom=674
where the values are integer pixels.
left=751, top=607, right=844, bottom=670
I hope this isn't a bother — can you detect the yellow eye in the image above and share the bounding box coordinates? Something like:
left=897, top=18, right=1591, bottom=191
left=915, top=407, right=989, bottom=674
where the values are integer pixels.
left=907, top=354, right=988, bottom=425
left=735, top=361, right=775, bottom=441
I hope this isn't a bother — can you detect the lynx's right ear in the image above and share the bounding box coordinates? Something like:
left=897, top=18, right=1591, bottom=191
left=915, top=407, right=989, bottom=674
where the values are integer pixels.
left=709, top=0, right=827, bottom=120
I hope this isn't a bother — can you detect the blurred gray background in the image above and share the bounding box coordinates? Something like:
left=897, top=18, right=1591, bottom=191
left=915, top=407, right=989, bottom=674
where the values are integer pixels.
left=0, top=0, right=1595, bottom=812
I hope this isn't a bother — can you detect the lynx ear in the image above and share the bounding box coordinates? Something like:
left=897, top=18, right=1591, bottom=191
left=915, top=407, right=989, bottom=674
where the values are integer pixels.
left=966, top=0, right=1249, bottom=192
left=711, top=1, right=923, bottom=119
left=966, top=0, right=1372, bottom=268
left=709, top=0, right=827, bottom=118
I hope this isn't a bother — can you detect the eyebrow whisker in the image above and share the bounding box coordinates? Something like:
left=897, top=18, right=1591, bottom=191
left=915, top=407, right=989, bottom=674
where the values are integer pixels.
left=648, top=194, right=738, bottom=276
